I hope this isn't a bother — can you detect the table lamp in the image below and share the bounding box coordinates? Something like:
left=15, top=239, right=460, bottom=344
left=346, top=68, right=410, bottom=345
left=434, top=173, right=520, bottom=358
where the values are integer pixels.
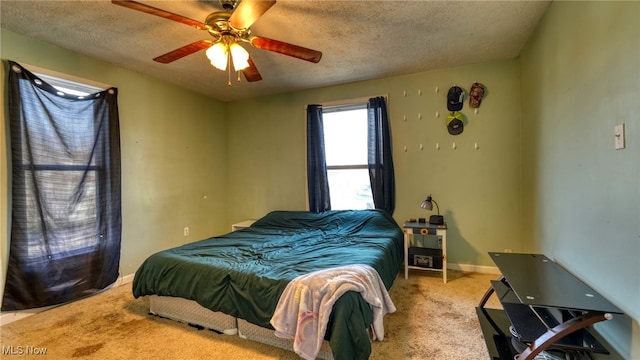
left=420, top=195, right=444, bottom=225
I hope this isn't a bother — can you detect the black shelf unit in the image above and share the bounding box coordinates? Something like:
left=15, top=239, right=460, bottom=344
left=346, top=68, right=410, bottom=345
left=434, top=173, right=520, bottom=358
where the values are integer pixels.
left=476, top=253, right=623, bottom=360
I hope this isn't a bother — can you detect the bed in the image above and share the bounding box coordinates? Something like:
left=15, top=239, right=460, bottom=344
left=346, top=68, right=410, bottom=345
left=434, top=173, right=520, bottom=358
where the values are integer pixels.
left=132, top=210, right=403, bottom=359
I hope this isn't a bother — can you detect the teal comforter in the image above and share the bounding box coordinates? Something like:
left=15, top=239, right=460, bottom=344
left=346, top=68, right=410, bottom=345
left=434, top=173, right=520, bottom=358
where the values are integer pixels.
left=132, top=210, right=403, bottom=359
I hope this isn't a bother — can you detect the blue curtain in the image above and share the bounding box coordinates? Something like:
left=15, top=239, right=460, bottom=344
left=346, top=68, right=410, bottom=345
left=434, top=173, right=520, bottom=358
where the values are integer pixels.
left=367, top=97, right=395, bottom=214
left=306, top=104, right=331, bottom=212
left=2, top=61, right=121, bottom=310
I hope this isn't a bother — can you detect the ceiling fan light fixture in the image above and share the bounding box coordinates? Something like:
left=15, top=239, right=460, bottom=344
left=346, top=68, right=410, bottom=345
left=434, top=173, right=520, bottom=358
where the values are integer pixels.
left=206, top=42, right=228, bottom=71
left=230, top=43, right=249, bottom=71
left=113, top=0, right=322, bottom=84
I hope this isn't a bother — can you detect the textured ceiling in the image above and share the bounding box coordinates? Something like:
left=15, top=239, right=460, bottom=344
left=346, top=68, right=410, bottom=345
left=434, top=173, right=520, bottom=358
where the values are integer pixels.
left=0, top=0, right=550, bottom=102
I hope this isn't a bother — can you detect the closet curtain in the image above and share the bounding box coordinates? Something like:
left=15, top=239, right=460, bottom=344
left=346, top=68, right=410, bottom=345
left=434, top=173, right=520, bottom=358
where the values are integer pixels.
left=306, top=104, right=331, bottom=213
left=2, top=61, right=122, bottom=311
left=367, top=96, right=395, bottom=214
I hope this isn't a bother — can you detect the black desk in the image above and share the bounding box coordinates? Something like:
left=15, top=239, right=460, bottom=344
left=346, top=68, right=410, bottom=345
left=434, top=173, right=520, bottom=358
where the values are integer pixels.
left=476, top=253, right=623, bottom=360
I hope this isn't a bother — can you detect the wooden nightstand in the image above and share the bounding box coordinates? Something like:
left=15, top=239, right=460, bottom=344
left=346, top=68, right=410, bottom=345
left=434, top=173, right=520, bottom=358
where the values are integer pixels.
left=403, top=221, right=447, bottom=283
left=231, top=220, right=255, bottom=231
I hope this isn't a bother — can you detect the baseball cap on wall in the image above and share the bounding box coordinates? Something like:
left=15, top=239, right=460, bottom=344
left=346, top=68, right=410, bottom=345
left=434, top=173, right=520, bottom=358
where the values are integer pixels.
left=447, top=111, right=464, bottom=135
left=469, top=82, right=486, bottom=108
left=447, top=86, right=464, bottom=111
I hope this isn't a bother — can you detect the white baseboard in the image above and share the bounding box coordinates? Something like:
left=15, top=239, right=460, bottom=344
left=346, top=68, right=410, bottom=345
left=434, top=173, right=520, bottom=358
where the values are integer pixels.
left=112, top=273, right=135, bottom=287
left=0, top=304, right=57, bottom=327
left=0, top=272, right=135, bottom=326
left=448, top=262, right=500, bottom=275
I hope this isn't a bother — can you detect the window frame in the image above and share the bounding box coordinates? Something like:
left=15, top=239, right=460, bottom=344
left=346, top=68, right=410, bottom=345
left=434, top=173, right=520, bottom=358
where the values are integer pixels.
left=321, top=101, right=373, bottom=210
left=20, top=66, right=109, bottom=257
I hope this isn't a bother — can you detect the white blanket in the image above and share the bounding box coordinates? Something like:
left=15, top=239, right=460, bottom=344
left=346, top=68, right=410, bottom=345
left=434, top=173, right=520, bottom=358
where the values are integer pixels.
left=270, top=264, right=396, bottom=360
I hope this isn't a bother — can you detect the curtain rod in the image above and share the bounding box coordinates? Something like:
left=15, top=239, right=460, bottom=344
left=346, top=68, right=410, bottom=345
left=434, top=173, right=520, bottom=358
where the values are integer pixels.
left=304, top=94, right=389, bottom=110
left=18, top=62, right=114, bottom=90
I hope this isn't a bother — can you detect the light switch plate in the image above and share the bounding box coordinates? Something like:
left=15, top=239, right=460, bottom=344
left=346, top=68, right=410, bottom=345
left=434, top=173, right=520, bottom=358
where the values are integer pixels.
left=614, top=123, right=625, bottom=150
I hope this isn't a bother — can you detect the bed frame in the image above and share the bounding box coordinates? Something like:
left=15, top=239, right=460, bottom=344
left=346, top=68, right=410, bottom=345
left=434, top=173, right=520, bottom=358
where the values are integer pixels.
left=149, top=295, right=334, bottom=359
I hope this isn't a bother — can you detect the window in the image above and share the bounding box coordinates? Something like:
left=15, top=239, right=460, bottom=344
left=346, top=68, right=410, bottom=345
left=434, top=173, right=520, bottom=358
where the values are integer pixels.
left=322, top=104, right=374, bottom=210
left=35, top=72, right=105, bottom=97
left=25, top=71, right=104, bottom=257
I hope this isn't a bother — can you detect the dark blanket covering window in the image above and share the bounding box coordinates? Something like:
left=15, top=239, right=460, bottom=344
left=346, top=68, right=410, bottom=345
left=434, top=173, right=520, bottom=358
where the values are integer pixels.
left=2, top=61, right=122, bottom=311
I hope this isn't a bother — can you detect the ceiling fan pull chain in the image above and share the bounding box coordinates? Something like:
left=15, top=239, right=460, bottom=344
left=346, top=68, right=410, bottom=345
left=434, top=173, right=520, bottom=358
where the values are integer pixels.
left=227, top=50, right=232, bottom=86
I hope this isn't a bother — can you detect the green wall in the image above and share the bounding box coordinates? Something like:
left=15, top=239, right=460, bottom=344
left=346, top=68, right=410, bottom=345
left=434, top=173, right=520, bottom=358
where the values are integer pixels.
left=226, top=61, right=525, bottom=271
left=520, top=2, right=639, bottom=358
left=0, top=29, right=229, bottom=298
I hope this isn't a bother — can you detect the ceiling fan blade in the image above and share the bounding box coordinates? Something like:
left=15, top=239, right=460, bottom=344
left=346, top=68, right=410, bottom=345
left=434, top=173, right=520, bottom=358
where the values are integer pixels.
left=251, top=36, right=322, bottom=63
left=229, top=0, right=276, bottom=30
left=153, top=40, right=213, bottom=64
left=242, top=58, right=262, bottom=82
left=111, top=0, right=207, bottom=30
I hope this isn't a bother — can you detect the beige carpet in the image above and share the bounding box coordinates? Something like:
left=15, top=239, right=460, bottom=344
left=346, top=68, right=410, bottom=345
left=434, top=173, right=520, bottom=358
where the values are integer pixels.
left=1, top=270, right=500, bottom=359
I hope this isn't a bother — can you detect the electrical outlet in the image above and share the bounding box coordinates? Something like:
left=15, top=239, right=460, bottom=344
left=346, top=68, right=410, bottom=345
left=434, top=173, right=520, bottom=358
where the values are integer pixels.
left=615, top=123, right=625, bottom=150
left=504, top=248, right=513, bottom=253
left=183, top=226, right=190, bottom=236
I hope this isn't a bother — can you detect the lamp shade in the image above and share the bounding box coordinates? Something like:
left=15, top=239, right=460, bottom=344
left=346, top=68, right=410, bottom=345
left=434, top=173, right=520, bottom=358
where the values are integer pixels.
left=229, top=43, right=249, bottom=71
left=420, top=196, right=433, bottom=211
left=206, top=43, right=228, bottom=71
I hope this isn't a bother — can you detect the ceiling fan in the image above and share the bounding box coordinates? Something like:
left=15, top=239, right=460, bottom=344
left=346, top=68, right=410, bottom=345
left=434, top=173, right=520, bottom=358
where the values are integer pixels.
left=112, top=0, right=322, bottom=83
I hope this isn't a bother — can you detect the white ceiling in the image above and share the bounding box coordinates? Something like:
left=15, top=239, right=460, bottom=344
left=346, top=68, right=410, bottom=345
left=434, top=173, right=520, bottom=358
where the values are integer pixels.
left=0, top=0, right=551, bottom=102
